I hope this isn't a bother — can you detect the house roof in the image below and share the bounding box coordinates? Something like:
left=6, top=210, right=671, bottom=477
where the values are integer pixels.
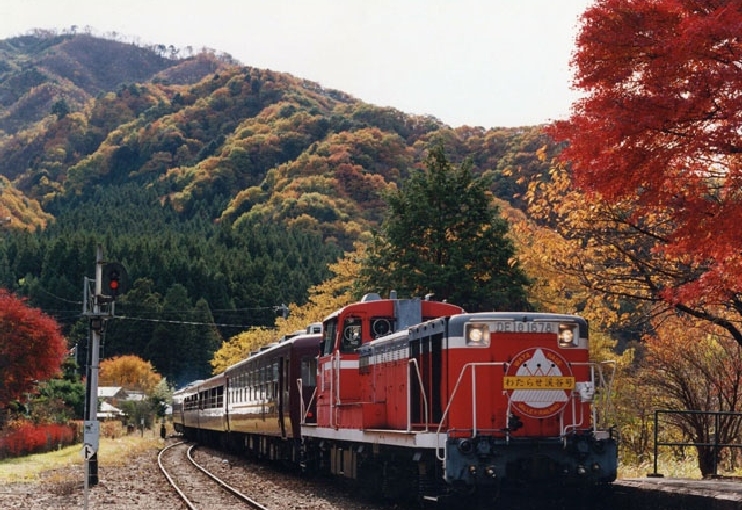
left=98, top=386, right=124, bottom=398
left=125, top=391, right=147, bottom=402
left=98, top=401, right=124, bottom=418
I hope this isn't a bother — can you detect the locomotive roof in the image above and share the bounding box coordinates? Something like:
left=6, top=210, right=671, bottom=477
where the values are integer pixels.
left=322, top=295, right=461, bottom=323
left=445, top=311, right=588, bottom=336
left=358, top=312, right=589, bottom=352
left=322, top=292, right=411, bottom=321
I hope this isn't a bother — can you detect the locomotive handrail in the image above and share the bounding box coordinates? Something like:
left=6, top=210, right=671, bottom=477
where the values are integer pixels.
left=561, top=361, right=597, bottom=437
left=562, top=391, right=588, bottom=438
left=296, top=378, right=318, bottom=424
left=598, top=360, right=617, bottom=428
left=333, top=351, right=339, bottom=428
left=570, top=360, right=617, bottom=431
left=434, top=359, right=615, bottom=465
left=435, top=362, right=507, bottom=465
left=408, top=358, right=429, bottom=432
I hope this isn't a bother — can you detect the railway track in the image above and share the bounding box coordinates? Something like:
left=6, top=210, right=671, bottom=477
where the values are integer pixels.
left=158, top=441, right=270, bottom=510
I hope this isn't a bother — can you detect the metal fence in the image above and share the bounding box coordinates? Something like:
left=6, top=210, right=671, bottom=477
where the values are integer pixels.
left=649, top=409, right=742, bottom=477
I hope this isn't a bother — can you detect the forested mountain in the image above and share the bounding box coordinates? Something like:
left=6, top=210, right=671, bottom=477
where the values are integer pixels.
left=0, top=32, right=559, bottom=386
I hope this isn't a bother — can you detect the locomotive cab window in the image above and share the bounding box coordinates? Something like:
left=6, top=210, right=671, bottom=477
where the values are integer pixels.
left=558, top=323, right=579, bottom=347
left=465, top=323, right=491, bottom=347
left=371, top=317, right=393, bottom=338
left=323, top=320, right=337, bottom=355
left=341, top=317, right=362, bottom=352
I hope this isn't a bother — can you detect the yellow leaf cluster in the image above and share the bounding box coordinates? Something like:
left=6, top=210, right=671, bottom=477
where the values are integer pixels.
left=99, top=355, right=162, bottom=394
left=0, top=177, right=54, bottom=230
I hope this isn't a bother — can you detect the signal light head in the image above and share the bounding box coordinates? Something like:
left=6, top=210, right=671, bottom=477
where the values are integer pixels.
left=102, top=262, right=128, bottom=299
left=109, top=272, right=120, bottom=290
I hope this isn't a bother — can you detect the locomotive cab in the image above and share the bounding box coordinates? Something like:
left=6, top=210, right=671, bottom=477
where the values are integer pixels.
left=313, top=293, right=463, bottom=430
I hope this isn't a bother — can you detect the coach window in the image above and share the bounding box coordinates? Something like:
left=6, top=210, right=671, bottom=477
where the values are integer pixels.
left=272, top=361, right=280, bottom=400
left=301, top=356, right=317, bottom=386
left=283, top=358, right=289, bottom=403
left=251, top=368, right=256, bottom=401
left=261, top=365, right=268, bottom=400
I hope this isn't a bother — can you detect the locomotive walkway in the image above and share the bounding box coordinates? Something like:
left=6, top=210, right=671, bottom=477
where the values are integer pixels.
left=613, top=477, right=742, bottom=510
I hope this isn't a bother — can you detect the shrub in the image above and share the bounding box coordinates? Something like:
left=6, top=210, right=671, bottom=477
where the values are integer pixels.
left=0, top=421, right=77, bottom=459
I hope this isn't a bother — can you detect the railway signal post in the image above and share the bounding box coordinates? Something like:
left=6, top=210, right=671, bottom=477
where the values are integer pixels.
left=82, top=246, right=128, bottom=490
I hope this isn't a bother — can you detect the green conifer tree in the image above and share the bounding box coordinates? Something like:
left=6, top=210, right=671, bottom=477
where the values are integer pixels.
left=361, top=146, right=530, bottom=312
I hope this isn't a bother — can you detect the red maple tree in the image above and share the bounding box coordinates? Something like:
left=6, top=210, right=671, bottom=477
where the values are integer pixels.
left=549, top=0, right=742, bottom=303
left=0, top=289, right=67, bottom=407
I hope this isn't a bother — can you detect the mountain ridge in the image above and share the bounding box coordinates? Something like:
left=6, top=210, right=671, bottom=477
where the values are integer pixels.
left=0, top=32, right=556, bottom=250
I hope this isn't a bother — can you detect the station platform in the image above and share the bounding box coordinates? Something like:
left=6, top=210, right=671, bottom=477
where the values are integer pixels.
left=612, top=477, right=742, bottom=510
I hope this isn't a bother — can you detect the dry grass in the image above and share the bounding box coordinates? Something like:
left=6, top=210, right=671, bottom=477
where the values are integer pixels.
left=4, top=433, right=736, bottom=484
left=618, top=459, right=703, bottom=479
left=618, top=449, right=742, bottom=480
left=0, top=433, right=165, bottom=483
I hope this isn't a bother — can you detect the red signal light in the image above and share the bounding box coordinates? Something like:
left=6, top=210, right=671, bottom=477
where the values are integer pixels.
left=102, top=263, right=128, bottom=299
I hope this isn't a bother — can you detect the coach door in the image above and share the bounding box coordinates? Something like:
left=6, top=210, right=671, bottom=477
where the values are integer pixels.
left=316, top=318, right=338, bottom=427
left=278, top=356, right=287, bottom=438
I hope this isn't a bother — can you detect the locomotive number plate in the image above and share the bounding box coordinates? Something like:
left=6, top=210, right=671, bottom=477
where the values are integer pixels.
left=491, top=321, right=560, bottom=333
left=503, top=376, right=575, bottom=390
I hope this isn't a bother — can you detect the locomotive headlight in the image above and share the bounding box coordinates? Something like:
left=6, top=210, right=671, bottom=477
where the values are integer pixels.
left=466, top=323, right=490, bottom=347
left=558, top=323, right=578, bottom=347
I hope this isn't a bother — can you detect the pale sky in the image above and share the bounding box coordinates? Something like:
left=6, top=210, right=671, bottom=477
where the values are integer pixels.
left=0, top=0, right=594, bottom=128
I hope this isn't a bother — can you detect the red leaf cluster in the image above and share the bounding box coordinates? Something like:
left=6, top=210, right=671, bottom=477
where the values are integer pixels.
left=0, top=289, right=67, bottom=406
left=0, top=421, right=77, bottom=459
left=550, top=0, right=742, bottom=301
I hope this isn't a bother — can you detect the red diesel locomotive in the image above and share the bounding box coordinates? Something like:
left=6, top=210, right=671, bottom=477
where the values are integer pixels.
left=173, top=293, right=617, bottom=505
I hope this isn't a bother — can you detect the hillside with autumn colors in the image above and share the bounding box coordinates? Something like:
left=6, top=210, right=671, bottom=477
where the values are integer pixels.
left=0, top=32, right=560, bottom=387
left=0, top=32, right=556, bottom=237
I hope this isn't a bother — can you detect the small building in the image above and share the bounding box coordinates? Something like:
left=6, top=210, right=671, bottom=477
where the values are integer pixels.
left=98, top=401, right=124, bottom=420
left=98, top=386, right=128, bottom=405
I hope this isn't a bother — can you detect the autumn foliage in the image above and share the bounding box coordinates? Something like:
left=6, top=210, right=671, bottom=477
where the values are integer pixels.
left=550, top=0, right=742, bottom=303
left=99, top=355, right=163, bottom=394
left=638, top=312, right=742, bottom=476
left=0, top=289, right=67, bottom=407
left=0, top=421, right=77, bottom=459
